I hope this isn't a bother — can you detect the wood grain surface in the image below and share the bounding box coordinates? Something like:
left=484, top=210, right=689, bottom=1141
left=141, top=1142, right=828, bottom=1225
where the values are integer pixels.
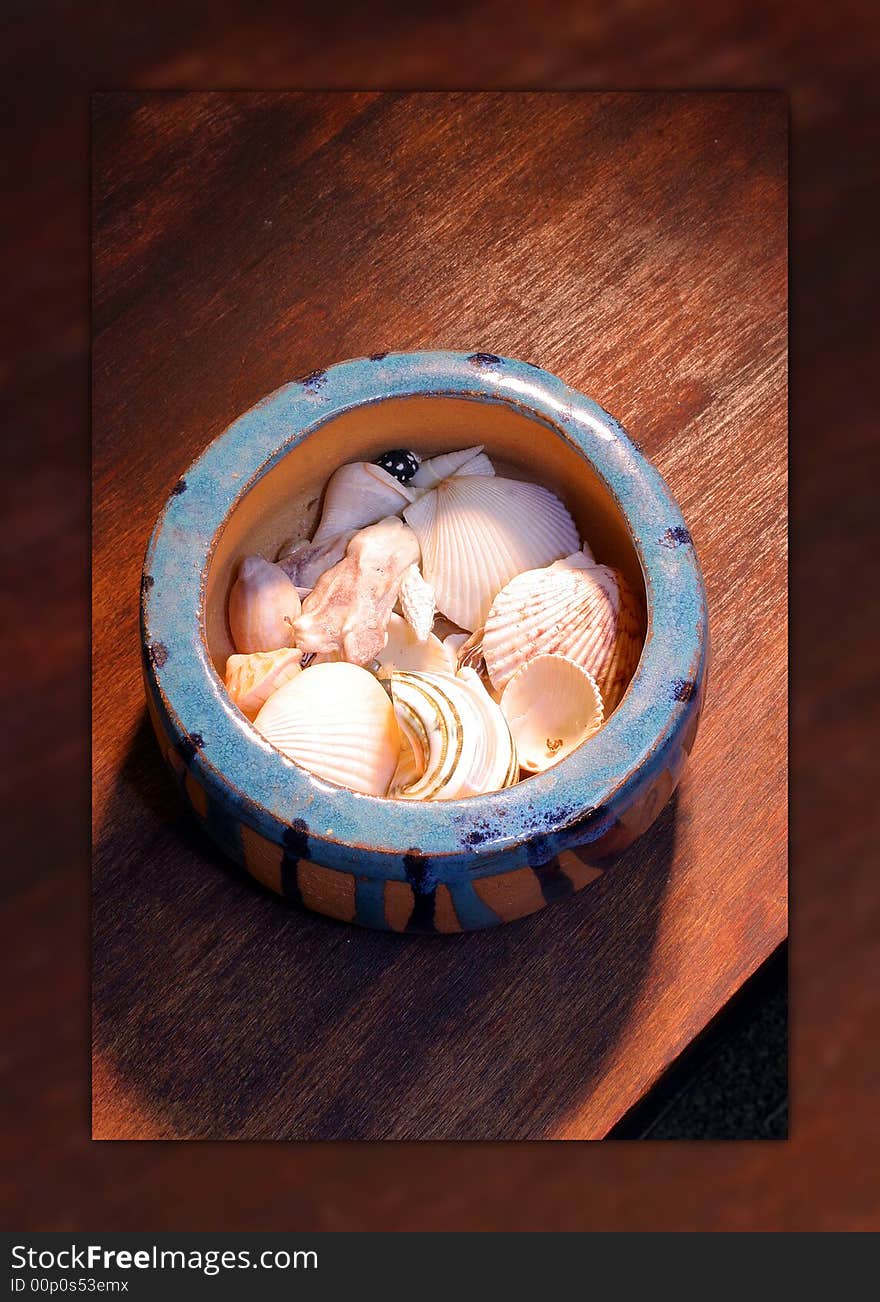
left=91, top=91, right=787, bottom=1142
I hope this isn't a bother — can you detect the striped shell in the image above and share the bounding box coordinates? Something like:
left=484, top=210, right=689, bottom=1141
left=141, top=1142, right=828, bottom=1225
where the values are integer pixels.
left=390, top=668, right=518, bottom=800
left=500, top=654, right=604, bottom=773
left=403, top=476, right=579, bottom=631
left=253, top=661, right=399, bottom=796
left=483, top=551, right=642, bottom=712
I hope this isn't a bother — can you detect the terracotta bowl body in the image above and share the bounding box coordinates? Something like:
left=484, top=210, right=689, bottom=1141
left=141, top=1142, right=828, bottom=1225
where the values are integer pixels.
left=141, top=351, right=708, bottom=932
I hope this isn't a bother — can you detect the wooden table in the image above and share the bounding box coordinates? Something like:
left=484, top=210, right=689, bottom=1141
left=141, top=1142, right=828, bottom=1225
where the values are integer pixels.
left=91, top=91, right=787, bottom=1142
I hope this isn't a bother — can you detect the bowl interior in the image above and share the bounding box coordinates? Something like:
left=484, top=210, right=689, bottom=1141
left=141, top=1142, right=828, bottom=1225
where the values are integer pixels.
left=204, top=394, right=648, bottom=689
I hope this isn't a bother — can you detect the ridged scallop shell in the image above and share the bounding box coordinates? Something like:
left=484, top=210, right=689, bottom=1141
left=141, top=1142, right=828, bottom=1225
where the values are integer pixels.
left=253, top=661, right=399, bottom=796
left=389, top=668, right=518, bottom=800
left=408, top=445, right=494, bottom=493
left=402, top=476, right=579, bottom=631
left=374, top=614, right=454, bottom=675
left=482, top=552, right=642, bottom=712
left=500, top=655, right=604, bottom=773
left=311, top=462, right=415, bottom=546
left=228, top=556, right=301, bottom=654
left=224, top=647, right=303, bottom=719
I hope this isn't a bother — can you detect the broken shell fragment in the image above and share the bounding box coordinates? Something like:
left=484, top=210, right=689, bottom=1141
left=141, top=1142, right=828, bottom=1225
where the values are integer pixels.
left=224, top=648, right=303, bottom=719
left=293, top=517, right=420, bottom=666
left=277, top=530, right=355, bottom=588
left=228, top=556, right=301, bottom=654
left=500, top=654, right=604, bottom=773
left=403, top=475, right=579, bottom=631
left=482, top=551, right=641, bottom=711
left=253, top=661, right=399, bottom=796
left=398, top=564, right=436, bottom=642
left=389, top=668, right=518, bottom=800
left=374, top=613, right=454, bottom=675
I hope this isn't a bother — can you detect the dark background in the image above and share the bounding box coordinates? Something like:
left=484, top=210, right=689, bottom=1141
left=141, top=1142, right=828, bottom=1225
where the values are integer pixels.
left=3, top=0, right=877, bottom=1229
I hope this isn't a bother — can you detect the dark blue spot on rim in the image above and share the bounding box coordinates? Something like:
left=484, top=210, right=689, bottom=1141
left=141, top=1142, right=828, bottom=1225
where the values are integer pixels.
left=149, top=641, right=168, bottom=668
left=368, top=351, right=389, bottom=361
left=467, top=352, right=502, bottom=368
left=660, top=526, right=693, bottom=548
left=464, top=821, right=495, bottom=848
left=171, top=478, right=187, bottom=495
left=140, top=574, right=154, bottom=599
left=174, top=732, right=205, bottom=764
left=671, top=679, right=697, bottom=702
left=299, top=370, right=327, bottom=392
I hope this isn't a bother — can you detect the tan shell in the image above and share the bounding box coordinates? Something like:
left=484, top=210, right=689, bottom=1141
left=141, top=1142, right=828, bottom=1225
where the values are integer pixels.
left=224, top=648, right=303, bottom=719
left=253, top=661, right=399, bottom=796
left=500, top=654, right=604, bottom=773
left=482, top=552, right=641, bottom=712
left=403, top=476, right=579, bottom=631
left=228, top=556, right=301, bottom=654
left=294, top=517, right=420, bottom=665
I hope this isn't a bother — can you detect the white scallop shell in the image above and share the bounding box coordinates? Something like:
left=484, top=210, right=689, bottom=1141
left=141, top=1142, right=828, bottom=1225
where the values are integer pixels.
left=253, top=661, right=399, bottom=796
left=311, top=462, right=415, bottom=546
left=500, top=655, right=604, bottom=773
left=409, top=445, right=494, bottom=493
left=402, top=476, right=579, bottom=631
left=389, top=668, right=518, bottom=800
left=374, top=614, right=454, bottom=675
left=228, top=556, right=301, bottom=654
left=482, top=552, right=642, bottom=712
left=224, top=647, right=302, bottom=719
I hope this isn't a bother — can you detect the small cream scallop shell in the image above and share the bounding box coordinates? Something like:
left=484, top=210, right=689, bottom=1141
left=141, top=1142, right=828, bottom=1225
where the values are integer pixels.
left=311, top=462, right=415, bottom=546
left=500, top=655, right=604, bottom=773
left=252, top=661, right=399, bottom=796
left=482, top=552, right=641, bottom=712
left=389, top=669, right=518, bottom=800
left=224, top=647, right=303, bottom=719
left=402, top=476, right=579, bottom=631
left=374, top=613, right=454, bottom=676
left=228, top=556, right=301, bottom=654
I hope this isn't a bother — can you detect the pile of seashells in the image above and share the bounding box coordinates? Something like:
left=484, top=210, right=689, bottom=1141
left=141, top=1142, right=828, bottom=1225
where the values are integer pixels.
left=223, top=446, right=641, bottom=799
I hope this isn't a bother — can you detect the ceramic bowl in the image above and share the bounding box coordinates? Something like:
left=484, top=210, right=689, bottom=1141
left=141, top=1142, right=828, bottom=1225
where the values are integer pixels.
left=141, top=351, right=708, bottom=932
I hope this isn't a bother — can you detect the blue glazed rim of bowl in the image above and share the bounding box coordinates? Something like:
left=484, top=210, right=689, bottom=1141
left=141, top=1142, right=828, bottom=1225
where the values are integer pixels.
left=141, top=350, right=707, bottom=883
